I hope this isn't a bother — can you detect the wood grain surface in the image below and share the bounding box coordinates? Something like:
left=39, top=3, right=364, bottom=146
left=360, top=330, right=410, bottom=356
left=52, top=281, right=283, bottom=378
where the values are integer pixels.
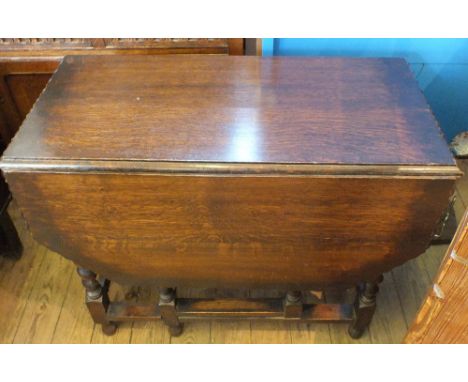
left=5, top=172, right=455, bottom=288
left=3, top=55, right=455, bottom=166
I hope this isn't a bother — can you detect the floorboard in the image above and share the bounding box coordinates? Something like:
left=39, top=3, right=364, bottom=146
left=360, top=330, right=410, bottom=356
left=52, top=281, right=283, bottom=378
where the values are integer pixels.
left=0, top=226, right=45, bottom=343
left=51, top=266, right=96, bottom=344
left=13, top=247, right=72, bottom=344
left=368, top=272, right=408, bottom=344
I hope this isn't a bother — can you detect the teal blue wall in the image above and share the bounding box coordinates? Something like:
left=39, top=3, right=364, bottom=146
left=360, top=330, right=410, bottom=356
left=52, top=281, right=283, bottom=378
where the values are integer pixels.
left=262, top=38, right=468, bottom=142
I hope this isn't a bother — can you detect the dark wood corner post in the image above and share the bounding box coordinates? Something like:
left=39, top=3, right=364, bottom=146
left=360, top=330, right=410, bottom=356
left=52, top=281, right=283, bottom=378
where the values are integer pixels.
left=76, top=267, right=117, bottom=336
left=348, top=275, right=383, bottom=339
left=158, top=287, right=183, bottom=336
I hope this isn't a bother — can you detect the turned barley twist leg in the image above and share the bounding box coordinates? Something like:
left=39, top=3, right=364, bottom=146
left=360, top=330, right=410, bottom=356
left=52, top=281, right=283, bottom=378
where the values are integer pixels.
left=77, top=267, right=118, bottom=336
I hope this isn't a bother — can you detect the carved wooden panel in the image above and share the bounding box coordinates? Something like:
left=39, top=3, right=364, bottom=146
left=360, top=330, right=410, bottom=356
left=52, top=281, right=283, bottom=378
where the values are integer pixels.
left=0, top=38, right=94, bottom=50
left=0, top=38, right=231, bottom=51
left=102, top=38, right=229, bottom=49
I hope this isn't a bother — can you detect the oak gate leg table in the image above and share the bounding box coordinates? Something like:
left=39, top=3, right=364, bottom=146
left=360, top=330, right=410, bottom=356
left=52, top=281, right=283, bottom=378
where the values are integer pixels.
left=0, top=56, right=460, bottom=339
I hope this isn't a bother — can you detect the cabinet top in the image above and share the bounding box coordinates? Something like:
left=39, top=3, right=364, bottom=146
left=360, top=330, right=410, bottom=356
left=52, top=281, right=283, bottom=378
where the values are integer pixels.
left=1, top=55, right=458, bottom=176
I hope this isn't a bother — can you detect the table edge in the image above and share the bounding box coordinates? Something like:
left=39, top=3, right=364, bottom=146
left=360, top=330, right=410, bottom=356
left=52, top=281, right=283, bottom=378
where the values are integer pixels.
left=0, top=159, right=462, bottom=179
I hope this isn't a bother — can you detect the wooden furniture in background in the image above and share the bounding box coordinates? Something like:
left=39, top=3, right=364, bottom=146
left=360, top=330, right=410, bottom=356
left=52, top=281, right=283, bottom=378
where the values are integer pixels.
left=245, top=38, right=262, bottom=56
left=0, top=38, right=246, bottom=258
left=405, top=208, right=468, bottom=343
left=0, top=56, right=460, bottom=339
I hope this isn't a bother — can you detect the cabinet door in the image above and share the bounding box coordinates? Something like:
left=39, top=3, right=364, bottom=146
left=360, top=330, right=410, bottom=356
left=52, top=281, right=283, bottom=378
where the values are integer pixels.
left=405, top=209, right=468, bottom=343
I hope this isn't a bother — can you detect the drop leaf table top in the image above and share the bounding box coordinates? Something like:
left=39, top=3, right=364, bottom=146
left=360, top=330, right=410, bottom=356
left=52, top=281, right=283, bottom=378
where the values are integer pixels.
left=0, top=56, right=460, bottom=338
left=1, top=55, right=457, bottom=169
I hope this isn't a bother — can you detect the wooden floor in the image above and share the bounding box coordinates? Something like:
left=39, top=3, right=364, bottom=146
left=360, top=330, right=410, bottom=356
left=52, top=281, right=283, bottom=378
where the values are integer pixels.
left=1, top=160, right=467, bottom=344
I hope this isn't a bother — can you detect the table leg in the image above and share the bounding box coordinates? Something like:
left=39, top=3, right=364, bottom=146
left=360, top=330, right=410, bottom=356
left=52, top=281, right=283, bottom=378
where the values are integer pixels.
left=76, top=266, right=117, bottom=336
left=348, top=275, right=383, bottom=339
left=159, top=287, right=183, bottom=336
